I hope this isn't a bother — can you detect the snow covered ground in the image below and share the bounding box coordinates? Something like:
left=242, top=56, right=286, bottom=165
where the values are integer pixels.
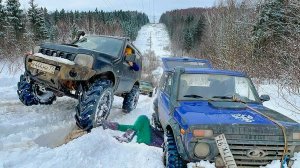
left=1, top=23, right=300, bottom=168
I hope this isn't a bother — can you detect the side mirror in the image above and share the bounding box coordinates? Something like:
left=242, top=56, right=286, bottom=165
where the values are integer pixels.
left=260, top=95, right=270, bottom=102
left=125, top=54, right=136, bottom=62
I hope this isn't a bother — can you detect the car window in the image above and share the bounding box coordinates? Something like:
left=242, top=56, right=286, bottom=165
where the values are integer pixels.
left=141, top=82, right=152, bottom=87
left=74, top=36, right=123, bottom=57
left=159, top=72, right=172, bottom=96
left=178, top=74, right=260, bottom=102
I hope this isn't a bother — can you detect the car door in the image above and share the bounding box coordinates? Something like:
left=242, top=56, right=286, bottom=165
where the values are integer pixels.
left=158, top=72, right=173, bottom=129
left=120, top=44, right=140, bottom=92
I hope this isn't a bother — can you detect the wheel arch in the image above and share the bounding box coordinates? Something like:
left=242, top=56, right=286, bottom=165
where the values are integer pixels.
left=89, top=71, right=116, bottom=87
left=166, top=121, right=190, bottom=161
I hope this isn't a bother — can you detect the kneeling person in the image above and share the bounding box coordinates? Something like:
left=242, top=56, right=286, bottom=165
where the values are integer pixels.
left=102, top=115, right=163, bottom=147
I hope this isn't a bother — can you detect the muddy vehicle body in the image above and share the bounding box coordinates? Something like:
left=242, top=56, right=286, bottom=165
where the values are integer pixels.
left=153, top=58, right=300, bottom=167
left=18, top=34, right=142, bottom=131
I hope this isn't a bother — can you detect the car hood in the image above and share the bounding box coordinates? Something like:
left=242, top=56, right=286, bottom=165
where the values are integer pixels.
left=174, top=101, right=298, bottom=129
left=40, top=43, right=116, bottom=60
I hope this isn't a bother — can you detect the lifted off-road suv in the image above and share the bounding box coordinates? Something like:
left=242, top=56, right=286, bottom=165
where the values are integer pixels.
left=17, top=33, right=142, bottom=131
left=153, top=57, right=300, bottom=167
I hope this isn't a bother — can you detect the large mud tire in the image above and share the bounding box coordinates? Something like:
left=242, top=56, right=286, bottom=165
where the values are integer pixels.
left=17, top=75, right=38, bottom=106
left=17, top=74, right=56, bottom=106
left=164, top=131, right=186, bottom=168
left=75, top=79, right=113, bottom=131
left=122, top=85, right=139, bottom=113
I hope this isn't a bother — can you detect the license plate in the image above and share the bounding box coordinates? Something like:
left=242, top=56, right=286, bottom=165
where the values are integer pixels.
left=215, top=134, right=237, bottom=168
left=31, top=61, right=56, bottom=74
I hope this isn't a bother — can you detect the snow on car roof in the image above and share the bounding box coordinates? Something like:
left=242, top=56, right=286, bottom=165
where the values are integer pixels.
left=161, top=57, right=246, bottom=77
left=183, top=68, right=247, bottom=77
left=162, top=57, right=212, bottom=71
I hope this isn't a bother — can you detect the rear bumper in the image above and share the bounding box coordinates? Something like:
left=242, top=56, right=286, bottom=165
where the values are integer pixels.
left=140, top=89, right=153, bottom=95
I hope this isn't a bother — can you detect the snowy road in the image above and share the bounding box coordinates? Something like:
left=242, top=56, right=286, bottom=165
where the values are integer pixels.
left=1, top=23, right=300, bottom=168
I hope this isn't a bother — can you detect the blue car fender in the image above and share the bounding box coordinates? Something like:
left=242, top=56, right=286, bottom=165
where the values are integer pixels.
left=168, top=117, right=190, bottom=160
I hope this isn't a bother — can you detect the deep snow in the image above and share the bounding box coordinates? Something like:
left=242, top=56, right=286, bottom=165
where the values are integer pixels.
left=1, top=23, right=300, bottom=168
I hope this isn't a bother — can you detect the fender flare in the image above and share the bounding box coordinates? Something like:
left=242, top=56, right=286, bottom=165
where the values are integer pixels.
left=166, top=118, right=190, bottom=160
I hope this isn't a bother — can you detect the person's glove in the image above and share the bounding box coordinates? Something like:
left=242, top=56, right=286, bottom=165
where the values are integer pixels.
left=101, top=120, right=119, bottom=130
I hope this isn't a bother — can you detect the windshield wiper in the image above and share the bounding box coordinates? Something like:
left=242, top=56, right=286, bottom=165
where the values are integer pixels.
left=212, top=96, right=233, bottom=99
left=212, top=95, right=249, bottom=103
left=61, top=43, right=78, bottom=47
left=184, top=94, right=203, bottom=98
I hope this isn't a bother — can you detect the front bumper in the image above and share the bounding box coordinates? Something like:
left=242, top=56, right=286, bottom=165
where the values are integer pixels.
left=184, top=135, right=299, bottom=167
left=25, top=54, right=96, bottom=90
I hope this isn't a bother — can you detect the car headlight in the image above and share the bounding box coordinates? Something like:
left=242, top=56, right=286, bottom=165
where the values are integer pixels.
left=193, top=129, right=213, bottom=137
left=74, top=54, right=94, bottom=68
left=194, top=142, right=210, bottom=158
left=293, top=133, right=300, bottom=140
left=34, top=46, right=40, bottom=53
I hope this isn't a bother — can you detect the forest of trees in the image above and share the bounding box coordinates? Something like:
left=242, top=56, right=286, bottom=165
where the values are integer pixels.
left=160, top=0, right=300, bottom=94
left=0, top=0, right=149, bottom=60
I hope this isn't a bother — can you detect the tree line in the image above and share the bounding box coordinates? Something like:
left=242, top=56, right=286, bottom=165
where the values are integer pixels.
left=0, top=0, right=149, bottom=60
left=160, top=0, right=300, bottom=95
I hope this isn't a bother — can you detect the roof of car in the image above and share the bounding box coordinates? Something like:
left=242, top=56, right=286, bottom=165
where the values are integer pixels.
left=183, top=68, right=247, bottom=77
left=162, top=57, right=212, bottom=71
left=88, top=34, right=130, bottom=41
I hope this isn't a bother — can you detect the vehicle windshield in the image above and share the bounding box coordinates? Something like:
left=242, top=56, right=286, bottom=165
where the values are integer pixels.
left=73, top=36, right=124, bottom=57
left=178, top=74, right=260, bottom=102
left=141, top=81, right=152, bottom=87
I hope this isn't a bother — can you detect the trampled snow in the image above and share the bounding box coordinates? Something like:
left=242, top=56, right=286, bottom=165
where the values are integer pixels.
left=1, top=23, right=300, bottom=168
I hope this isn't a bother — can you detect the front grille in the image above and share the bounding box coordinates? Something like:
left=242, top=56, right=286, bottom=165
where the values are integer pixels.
left=39, top=48, right=76, bottom=61
left=207, top=125, right=292, bottom=167
left=227, top=142, right=292, bottom=167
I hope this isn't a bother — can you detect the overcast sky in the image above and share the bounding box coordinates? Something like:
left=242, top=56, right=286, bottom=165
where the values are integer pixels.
left=18, top=0, right=215, bottom=22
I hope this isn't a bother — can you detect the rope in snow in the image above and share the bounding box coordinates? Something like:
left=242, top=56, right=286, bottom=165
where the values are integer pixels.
left=245, top=105, right=288, bottom=168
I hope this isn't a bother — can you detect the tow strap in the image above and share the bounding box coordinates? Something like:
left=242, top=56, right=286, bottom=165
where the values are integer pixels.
left=245, top=104, right=288, bottom=167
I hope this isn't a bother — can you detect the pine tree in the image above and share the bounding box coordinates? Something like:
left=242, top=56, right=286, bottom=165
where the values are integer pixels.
left=183, top=28, right=193, bottom=53
left=253, top=0, right=286, bottom=45
left=49, top=25, right=58, bottom=42
left=0, top=0, right=5, bottom=37
left=193, top=16, right=205, bottom=44
left=5, top=0, right=24, bottom=40
left=53, top=9, right=59, bottom=24
left=27, top=0, right=48, bottom=42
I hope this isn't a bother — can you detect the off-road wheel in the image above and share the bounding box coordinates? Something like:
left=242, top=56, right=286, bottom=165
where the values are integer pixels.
left=122, top=85, right=139, bottom=113
left=164, top=130, right=186, bottom=168
left=75, top=79, right=113, bottom=131
left=17, top=74, right=38, bottom=106
left=33, top=85, right=56, bottom=105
